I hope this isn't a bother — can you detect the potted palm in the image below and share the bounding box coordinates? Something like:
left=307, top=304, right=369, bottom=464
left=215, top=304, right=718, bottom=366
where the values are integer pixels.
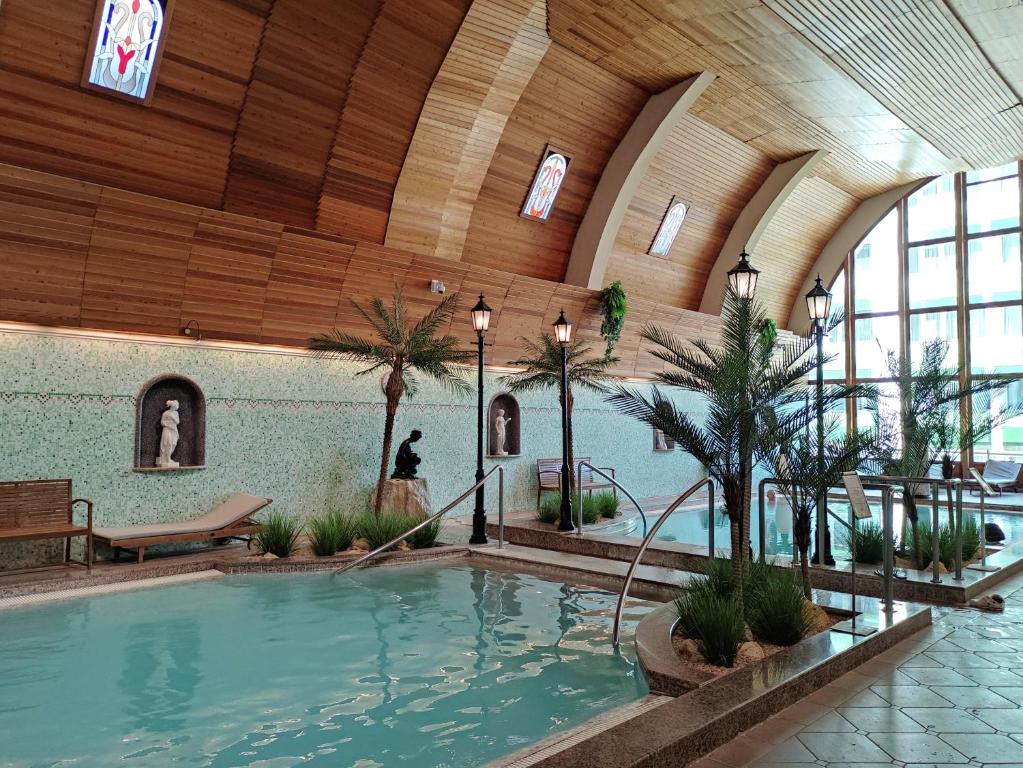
left=309, top=287, right=473, bottom=514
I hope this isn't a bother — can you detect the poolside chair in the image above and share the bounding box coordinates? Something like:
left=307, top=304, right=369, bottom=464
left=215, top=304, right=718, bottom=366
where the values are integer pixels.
left=970, top=460, right=1021, bottom=495
left=93, top=492, right=271, bottom=563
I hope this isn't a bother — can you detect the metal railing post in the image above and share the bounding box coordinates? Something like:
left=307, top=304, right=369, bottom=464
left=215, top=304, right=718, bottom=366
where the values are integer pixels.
left=707, top=483, right=715, bottom=556
left=882, top=487, right=895, bottom=614
left=612, top=478, right=714, bottom=645
left=576, top=462, right=584, bottom=535
left=757, top=479, right=767, bottom=561
left=954, top=480, right=963, bottom=581
left=498, top=466, right=505, bottom=549
left=931, top=484, right=942, bottom=584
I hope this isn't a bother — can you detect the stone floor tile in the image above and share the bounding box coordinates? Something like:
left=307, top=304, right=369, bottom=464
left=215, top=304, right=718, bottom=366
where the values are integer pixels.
left=741, top=716, right=808, bottom=746
left=902, top=654, right=948, bottom=668
left=924, top=652, right=998, bottom=668
left=992, top=686, right=1023, bottom=700
left=824, top=764, right=896, bottom=768
left=945, top=637, right=1020, bottom=654
left=902, top=707, right=995, bottom=733
left=940, top=733, right=1023, bottom=763
left=802, top=711, right=857, bottom=733
left=846, top=689, right=899, bottom=707
left=685, top=756, right=733, bottom=768
left=757, top=736, right=818, bottom=764
left=978, top=652, right=1023, bottom=668
left=832, top=670, right=882, bottom=692
left=798, top=732, right=893, bottom=763
left=901, top=668, right=979, bottom=687
left=780, top=698, right=845, bottom=724
left=706, top=733, right=776, bottom=766
left=868, top=732, right=968, bottom=763
left=930, top=686, right=1016, bottom=708
left=928, top=640, right=972, bottom=652
left=745, top=763, right=816, bottom=768
left=809, top=684, right=857, bottom=707
left=970, top=708, right=1023, bottom=733
left=838, top=707, right=926, bottom=733
left=871, top=685, right=955, bottom=707
left=958, top=668, right=1023, bottom=686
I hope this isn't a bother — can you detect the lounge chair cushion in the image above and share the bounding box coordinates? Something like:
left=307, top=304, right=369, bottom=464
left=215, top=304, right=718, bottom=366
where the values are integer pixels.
left=94, top=493, right=270, bottom=541
left=983, top=460, right=1020, bottom=488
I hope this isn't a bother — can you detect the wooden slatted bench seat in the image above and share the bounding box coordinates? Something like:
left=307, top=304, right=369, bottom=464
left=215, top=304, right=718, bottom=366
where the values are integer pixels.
left=0, top=479, right=93, bottom=572
left=536, top=457, right=616, bottom=508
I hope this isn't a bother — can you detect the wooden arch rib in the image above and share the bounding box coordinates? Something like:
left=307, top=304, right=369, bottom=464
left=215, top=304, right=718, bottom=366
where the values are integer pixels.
left=385, top=0, right=550, bottom=260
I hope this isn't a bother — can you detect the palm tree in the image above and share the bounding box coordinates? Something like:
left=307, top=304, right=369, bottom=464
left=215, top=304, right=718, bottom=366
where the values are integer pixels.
left=309, top=287, right=473, bottom=513
left=866, top=338, right=1019, bottom=566
left=606, top=288, right=860, bottom=605
left=761, top=417, right=873, bottom=598
left=499, top=334, right=618, bottom=492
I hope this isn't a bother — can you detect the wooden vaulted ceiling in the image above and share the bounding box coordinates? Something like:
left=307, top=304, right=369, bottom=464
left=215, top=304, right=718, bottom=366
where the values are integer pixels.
left=0, top=0, right=1021, bottom=354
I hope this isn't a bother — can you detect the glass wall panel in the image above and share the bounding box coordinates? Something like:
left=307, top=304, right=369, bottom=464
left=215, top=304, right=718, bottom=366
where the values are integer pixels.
left=855, top=315, right=900, bottom=378
left=907, top=176, right=955, bottom=242
left=853, top=210, right=899, bottom=313
left=856, top=383, right=901, bottom=447
left=907, top=240, right=957, bottom=309
left=970, top=305, right=1023, bottom=374
left=909, top=310, right=958, bottom=368
left=972, top=384, right=1023, bottom=457
left=966, top=162, right=1018, bottom=184
left=966, top=175, right=1020, bottom=234
left=967, top=233, right=1022, bottom=304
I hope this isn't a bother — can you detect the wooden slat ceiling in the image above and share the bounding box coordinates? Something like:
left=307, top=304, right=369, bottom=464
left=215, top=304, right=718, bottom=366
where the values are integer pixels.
left=547, top=0, right=1023, bottom=198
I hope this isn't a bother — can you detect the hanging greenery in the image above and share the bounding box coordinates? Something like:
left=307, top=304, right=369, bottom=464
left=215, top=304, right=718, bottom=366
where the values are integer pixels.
left=599, top=280, right=628, bottom=358
left=759, top=318, right=778, bottom=349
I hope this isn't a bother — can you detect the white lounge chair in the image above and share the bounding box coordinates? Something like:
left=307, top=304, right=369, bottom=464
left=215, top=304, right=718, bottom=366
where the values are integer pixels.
left=93, top=492, right=271, bottom=563
left=971, top=460, right=1021, bottom=496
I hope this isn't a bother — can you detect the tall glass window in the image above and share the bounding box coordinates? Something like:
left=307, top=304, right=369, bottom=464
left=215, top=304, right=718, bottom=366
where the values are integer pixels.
left=839, top=161, right=1023, bottom=463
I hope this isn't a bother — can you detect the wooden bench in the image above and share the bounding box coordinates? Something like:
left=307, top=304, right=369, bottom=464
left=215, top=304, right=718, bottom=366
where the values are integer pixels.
left=0, top=479, right=93, bottom=572
left=536, top=458, right=616, bottom=508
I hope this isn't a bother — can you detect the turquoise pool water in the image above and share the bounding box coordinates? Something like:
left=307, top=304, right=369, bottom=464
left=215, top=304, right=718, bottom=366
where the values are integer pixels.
left=0, top=564, right=650, bottom=768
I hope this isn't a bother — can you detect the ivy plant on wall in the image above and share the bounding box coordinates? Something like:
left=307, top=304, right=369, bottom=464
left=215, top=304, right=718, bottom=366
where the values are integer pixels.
left=599, top=280, right=627, bottom=359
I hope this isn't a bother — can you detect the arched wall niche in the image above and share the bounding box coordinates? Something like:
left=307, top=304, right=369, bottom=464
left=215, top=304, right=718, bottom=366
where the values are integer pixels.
left=134, top=373, right=207, bottom=471
left=488, top=393, right=521, bottom=457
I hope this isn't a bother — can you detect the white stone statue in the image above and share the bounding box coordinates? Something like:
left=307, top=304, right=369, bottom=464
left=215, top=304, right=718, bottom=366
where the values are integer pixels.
left=157, top=399, right=181, bottom=468
left=654, top=429, right=668, bottom=450
left=493, top=409, right=512, bottom=456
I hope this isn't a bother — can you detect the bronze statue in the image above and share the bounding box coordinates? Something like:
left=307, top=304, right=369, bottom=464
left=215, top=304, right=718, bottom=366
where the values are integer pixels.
left=392, top=429, right=423, bottom=479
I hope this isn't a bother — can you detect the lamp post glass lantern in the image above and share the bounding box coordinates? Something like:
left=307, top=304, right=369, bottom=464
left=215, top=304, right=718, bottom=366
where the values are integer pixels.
left=470, top=293, right=492, bottom=544
left=553, top=309, right=575, bottom=531
left=727, top=249, right=760, bottom=299
left=806, top=276, right=835, bottom=565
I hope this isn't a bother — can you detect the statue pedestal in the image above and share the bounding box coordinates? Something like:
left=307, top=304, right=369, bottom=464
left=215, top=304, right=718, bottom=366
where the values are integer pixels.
left=372, top=478, right=432, bottom=519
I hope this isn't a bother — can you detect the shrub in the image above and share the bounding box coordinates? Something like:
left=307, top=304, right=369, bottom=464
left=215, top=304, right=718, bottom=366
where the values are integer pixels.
left=702, top=556, right=736, bottom=598
left=354, top=510, right=440, bottom=551
left=961, top=516, right=981, bottom=563
left=308, top=511, right=358, bottom=556
left=537, top=494, right=561, bottom=524
left=675, top=587, right=744, bottom=667
left=592, top=491, right=621, bottom=519
left=404, top=516, right=441, bottom=549
left=537, top=491, right=601, bottom=525
left=745, top=567, right=809, bottom=646
left=844, top=521, right=886, bottom=565
left=253, top=511, right=302, bottom=557
left=906, top=517, right=979, bottom=569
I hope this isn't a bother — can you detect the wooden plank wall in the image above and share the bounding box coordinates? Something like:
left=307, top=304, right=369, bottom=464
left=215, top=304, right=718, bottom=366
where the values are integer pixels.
left=0, top=163, right=751, bottom=378
left=460, top=44, right=649, bottom=282
left=385, top=0, right=550, bottom=260
left=315, top=0, right=473, bottom=243
left=606, top=113, right=775, bottom=310
left=753, top=175, right=859, bottom=327
left=0, top=0, right=269, bottom=208
left=222, top=0, right=381, bottom=227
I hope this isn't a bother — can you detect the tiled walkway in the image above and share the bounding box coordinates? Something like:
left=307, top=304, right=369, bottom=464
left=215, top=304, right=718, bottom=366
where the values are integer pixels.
left=692, top=573, right=1023, bottom=768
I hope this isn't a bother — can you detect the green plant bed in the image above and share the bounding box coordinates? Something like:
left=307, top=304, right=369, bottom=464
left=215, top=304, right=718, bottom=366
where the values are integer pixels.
left=308, top=511, right=358, bottom=556
left=253, top=511, right=303, bottom=557
left=843, top=521, right=888, bottom=565
left=537, top=490, right=620, bottom=525
left=353, top=510, right=440, bottom=551
left=903, top=516, right=980, bottom=570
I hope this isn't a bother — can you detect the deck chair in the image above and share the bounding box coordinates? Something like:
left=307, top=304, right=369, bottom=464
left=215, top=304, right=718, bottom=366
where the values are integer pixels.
left=94, top=492, right=271, bottom=563
left=975, top=460, right=1021, bottom=495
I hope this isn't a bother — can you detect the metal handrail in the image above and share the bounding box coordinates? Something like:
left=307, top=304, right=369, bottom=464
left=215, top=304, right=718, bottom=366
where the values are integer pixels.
left=576, top=462, right=648, bottom=537
left=332, top=466, right=505, bottom=575
left=611, top=478, right=714, bottom=646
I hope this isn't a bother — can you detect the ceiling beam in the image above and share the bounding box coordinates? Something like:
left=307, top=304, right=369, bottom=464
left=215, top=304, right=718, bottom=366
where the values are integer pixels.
left=786, top=176, right=935, bottom=336
left=563, top=71, right=715, bottom=290
left=699, top=150, right=827, bottom=315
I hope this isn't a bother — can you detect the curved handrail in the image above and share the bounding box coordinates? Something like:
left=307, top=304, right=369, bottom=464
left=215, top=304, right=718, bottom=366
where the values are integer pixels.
left=333, top=466, right=505, bottom=575
left=611, top=478, right=714, bottom=646
left=576, top=462, right=648, bottom=537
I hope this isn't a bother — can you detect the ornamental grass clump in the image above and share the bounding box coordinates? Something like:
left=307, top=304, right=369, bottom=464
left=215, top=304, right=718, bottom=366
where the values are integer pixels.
left=674, top=586, right=744, bottom=667
left=307, top=511, right=358, bottom=556
left=537, top=491, right=601, bottom=525
left=744, top=566, right=809, bottom=646
left=253, top=511, right=302, bottom=557
left=354, top=510, right=440, bottom=551
left=592, top=490, right=621, bottom=519
left=905, top=517, right=981, bottom=570
left=844, top=520, right=886, bottom=565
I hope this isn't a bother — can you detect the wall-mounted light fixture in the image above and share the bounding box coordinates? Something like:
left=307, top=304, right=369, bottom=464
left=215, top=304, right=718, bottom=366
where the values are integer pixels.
left=429, top=279, right=447, bottom=294
left=181, top=320, right=202, bottom=341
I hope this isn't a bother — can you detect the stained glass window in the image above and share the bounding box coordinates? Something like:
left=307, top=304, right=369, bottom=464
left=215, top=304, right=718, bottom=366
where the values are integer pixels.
left=521, top=147, right=570, bottom=222
left=83, top=0, right=174, bottom=104
left=648, top=197, right=688, bottom=257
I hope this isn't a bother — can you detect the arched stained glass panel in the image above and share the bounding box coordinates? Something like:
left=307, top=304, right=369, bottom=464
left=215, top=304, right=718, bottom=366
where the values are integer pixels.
left=648, top=198, right=688, bottom=257
left=83, top=0, right=174, bottom=105
left=522, top=148, right=570, bottom=222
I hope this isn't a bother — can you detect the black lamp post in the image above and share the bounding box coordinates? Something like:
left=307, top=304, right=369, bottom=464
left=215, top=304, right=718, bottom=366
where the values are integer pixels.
left=469, top=293, right=492, bottom=545
left=805, top=275, right=835, bottom=566
left=727, top=249, right=760, bottom=299
left=553, top=309, right=575, bottom=532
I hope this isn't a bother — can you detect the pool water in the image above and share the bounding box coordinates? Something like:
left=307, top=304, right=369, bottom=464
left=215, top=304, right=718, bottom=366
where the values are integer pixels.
left=0, top=564, right=650, bottom=768
left=624, top=499, right=1023, bottom=561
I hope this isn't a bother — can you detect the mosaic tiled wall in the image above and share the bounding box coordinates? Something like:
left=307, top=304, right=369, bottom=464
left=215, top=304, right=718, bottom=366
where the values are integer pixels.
left=0, top=330, right=706, bottom=568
